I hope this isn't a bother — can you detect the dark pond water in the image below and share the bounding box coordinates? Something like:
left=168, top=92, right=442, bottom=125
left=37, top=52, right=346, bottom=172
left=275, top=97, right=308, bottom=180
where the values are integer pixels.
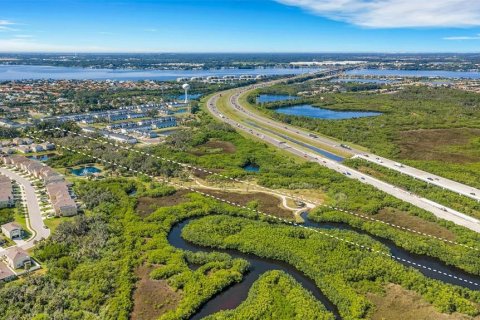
left=242, top=164, right=260, bottom=172
left=177, top=93, right=202, bottom=100
left=275, top=105, right=382, bottom=120
left=27, top=153, right=56, bottom=162
left=168, top=215, right=480, bottom=320
left=0, top=65, right=318, bottom=81
left=173, top=108, right=189, bottom=114
left=256, top=94, right=299, bottom=103
left=70, top=166, right=102, bottom=176
left=346, top=69, right=480, bottom=79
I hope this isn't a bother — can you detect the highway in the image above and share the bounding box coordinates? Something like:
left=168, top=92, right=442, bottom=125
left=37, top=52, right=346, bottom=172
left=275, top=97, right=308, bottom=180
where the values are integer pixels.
left=0, top=167, right=50, bottom=250
left=229, top=74, right=480, bottom=202
left=354, top=154, right=480, bottom=202
left=206, top=78, right=480, bottom=233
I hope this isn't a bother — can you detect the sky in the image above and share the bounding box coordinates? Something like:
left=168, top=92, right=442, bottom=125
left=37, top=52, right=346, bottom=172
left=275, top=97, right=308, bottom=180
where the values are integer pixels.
left=1, top=0, right=480, bottom=53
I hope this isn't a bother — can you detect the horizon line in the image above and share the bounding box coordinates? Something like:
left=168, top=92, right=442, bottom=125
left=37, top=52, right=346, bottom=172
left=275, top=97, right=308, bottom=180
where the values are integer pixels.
left=1, top=51, right=480, bottom=55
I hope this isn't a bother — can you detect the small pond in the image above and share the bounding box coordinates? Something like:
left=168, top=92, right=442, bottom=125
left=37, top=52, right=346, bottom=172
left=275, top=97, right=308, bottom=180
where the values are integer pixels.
left=27, top=153, right=56, bottom=162
left=257, top=94, right=298, bottom=103
left=70, top=166, right=102, bottom=177
left=242, top=164, right=260, bottom=172
left=275, top=105, right=382, bottom=120
left=177, top=93, right=202, bottom=100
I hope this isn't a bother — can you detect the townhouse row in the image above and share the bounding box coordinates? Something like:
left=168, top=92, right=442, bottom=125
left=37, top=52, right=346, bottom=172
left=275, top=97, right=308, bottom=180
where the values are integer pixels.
left=2, top=156, right=77, bottom=217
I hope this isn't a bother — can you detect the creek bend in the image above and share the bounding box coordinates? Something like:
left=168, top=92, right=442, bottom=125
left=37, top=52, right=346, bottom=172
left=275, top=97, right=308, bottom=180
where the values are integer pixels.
left=168, top=215, right=480, bottom=319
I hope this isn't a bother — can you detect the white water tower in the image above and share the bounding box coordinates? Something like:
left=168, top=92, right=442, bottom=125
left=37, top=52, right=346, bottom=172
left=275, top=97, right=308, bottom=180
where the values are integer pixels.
left=182, top=83, right=190, bottom=103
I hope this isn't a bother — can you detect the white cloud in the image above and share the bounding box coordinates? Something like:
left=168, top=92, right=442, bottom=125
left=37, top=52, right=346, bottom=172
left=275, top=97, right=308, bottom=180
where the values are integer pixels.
left=0, top=26, right=18, bottom=32
left=275, top=0, right=480, bottom=28
left=0, top=20, right=15, bottom=26
left=0, top=19, right=18, bottom=32
left=443, top=34, right=480, bottom=40
left=0, top=38, right=113, bottom=52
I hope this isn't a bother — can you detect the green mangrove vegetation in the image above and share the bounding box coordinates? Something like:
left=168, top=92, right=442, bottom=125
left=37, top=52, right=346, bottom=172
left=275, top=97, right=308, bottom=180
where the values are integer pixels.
left=182, top=215, right=480, bottom=319
left=204, top=270, right=334, bottom=320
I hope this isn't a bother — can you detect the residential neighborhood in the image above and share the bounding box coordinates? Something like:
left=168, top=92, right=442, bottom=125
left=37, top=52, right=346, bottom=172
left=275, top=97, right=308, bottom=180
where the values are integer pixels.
left=2, top=155, right=77, bottom=217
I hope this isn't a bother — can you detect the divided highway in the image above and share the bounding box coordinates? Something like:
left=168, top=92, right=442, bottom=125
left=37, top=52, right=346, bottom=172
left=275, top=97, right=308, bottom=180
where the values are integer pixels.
left=206, top=78, right=480, bottom=233
left=354, top=154, right=480, bottom=202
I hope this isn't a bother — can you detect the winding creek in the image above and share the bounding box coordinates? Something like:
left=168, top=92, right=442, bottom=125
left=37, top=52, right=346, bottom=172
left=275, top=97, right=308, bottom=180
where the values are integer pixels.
left=169, top=219, right=341, bottom=320
left=168, top=215, right=480, bottom=320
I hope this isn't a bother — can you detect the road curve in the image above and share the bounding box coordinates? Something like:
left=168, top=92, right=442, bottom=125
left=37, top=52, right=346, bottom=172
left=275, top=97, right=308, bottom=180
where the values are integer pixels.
left=205, top=81, right=480, bottom=233
left=0, top=167, right=50, bottom=250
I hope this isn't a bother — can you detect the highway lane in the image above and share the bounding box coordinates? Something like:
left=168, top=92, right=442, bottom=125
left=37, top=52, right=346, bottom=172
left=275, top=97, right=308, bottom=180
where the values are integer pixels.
left=0, top=167, right=50, bottom=250
left=230, top=81, right=480, bottom=203
left=354, top=154, right=480, bottom=202
left=207, top=87, right=480, bottom=233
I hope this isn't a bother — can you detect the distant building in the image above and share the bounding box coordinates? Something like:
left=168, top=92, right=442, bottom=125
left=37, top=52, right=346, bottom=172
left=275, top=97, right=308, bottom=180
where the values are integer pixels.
left=30, top=144, right=44, bottom=153
left=4, top=247, right=30, bottom=269
left=12, top=138, right=33, bottom=146
left=81, top=127, right=97, bottom=134
left=0, top=147, right=14, bottom=155
left=102, top=131, right=137, bottom=144
left=0, top=262, right=16, bottom=282
left=15, top=145, right=32, bottom=154
left=0, top=119, right=22, bottom=129
left=0, top=175, right=14, bottom=209
left=1, top=222, right=22, bottom=239
left=40, top=142, right=55, bottom=151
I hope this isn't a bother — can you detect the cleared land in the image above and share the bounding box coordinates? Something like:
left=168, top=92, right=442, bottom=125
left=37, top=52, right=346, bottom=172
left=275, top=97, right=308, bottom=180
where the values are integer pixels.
left=396, top=128, right=480, bottom=163
left=190, top=140, right=237, bottom=156
left=197, top=189, right=294, bottom=219
left=131, top=265, right=182, bottom=320
left=367, top=283, right=479, bottom=320
left=136, top=190, right=191, bottom=217
left=375, top=208, right=456, bottom=241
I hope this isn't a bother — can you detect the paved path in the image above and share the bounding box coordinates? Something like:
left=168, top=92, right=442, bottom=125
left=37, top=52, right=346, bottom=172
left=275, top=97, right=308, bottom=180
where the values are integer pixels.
left=0, top=167, right=50, bottom=250
left=206, top=81, right=480, bottom=233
